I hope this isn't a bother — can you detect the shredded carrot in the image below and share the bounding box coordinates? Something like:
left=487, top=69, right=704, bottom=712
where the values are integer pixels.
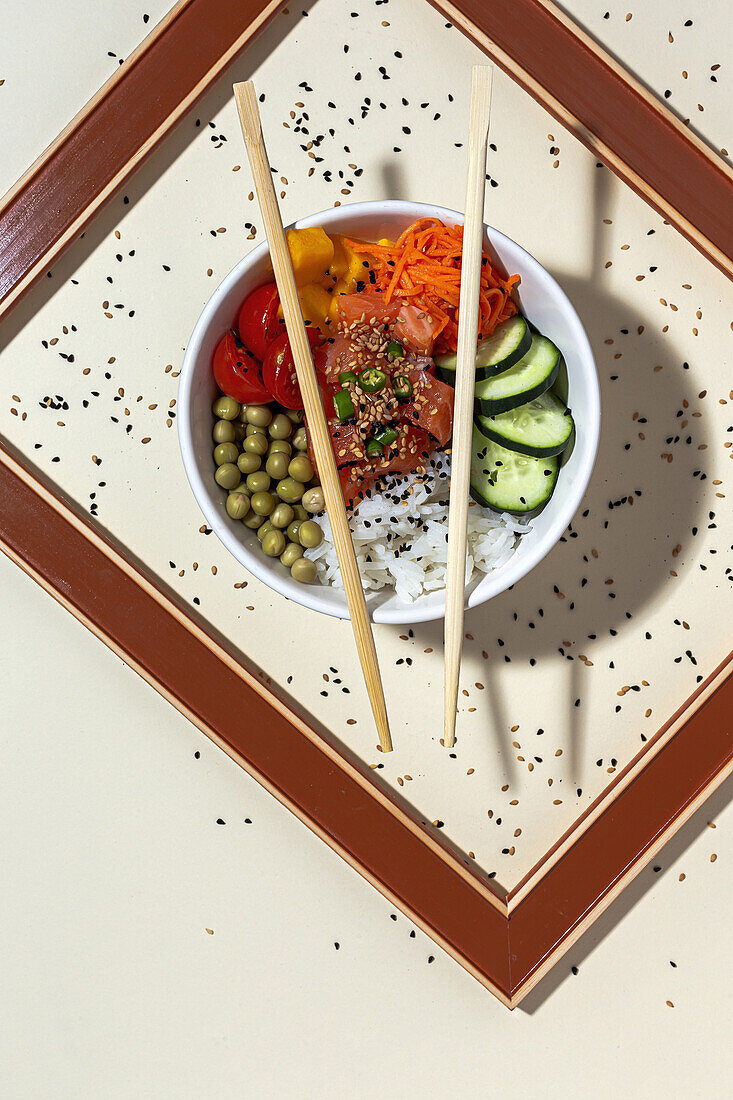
left=345, top=218, right=520, bottom=352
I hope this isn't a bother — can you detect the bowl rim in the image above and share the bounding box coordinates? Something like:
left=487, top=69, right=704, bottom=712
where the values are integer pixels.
left=178, top=199, right=600, bottom=625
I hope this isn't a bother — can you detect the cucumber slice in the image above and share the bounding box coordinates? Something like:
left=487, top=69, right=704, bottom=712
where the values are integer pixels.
left=435, top=315, right=531, bottom=382
left=470, top=425, right=559, bottom=514
left=474, top=334, right=561, bottom=415
left=475, top=391, right=574, bottom=458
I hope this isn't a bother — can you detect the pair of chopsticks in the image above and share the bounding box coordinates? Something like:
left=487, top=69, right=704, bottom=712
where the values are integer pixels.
left=234, top=67, right=493, bottom=755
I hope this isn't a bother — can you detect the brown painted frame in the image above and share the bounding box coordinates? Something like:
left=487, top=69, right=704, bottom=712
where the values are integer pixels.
left=0, top=0, right=731, bottom=1008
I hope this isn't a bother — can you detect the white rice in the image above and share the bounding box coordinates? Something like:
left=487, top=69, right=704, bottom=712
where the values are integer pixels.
left=305, top=452, right=530, bottom=604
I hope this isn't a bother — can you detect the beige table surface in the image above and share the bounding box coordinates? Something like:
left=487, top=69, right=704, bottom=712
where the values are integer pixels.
left=1, top=1, right=732, bottom=1096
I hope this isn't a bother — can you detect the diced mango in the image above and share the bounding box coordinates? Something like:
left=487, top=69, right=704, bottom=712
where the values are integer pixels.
left=298, top=284, right=334, bottom=334
left=327, top=285, right=346, bottom=323
left=327, top=231, right=387, bottom=322
left=286, top=227, right=334, bottom=287
left=328, top=233, right=351, bottom=279
left=328, top=233, right=374, bottom=286
left=346, top=250, right=369, bottom=286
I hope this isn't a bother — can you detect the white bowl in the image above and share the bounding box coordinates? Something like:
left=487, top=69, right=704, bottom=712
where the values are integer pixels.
left=179, top=200, right=599, bottom=625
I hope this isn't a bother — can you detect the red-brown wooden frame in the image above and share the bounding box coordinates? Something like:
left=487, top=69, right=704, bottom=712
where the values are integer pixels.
left=0, top=0, right=731, bottom=1008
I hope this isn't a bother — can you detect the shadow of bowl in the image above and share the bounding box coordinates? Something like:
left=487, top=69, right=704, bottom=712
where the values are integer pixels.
left=406, top=268, right=710, bottom=784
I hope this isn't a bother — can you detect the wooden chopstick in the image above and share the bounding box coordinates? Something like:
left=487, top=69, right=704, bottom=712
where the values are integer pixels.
left=233, top=81, right=393, bottom=754
left=443, top=66, right=494, bottom=749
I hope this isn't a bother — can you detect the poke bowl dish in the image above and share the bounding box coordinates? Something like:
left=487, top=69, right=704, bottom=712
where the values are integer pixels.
left=178, top=200, right=599, bottom=625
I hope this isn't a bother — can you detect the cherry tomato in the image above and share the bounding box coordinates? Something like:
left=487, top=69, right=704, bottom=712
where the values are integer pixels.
left=237, top=283, right=284, bottom=361
left=262, top=328, right=323, bottom=410
left=212, top=330, right=272, bottom=404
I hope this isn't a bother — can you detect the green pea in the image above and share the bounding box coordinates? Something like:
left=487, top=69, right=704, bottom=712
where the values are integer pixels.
left=270, top=502, right=294, bottom=529
left=286, top=519, right=303, bottom=544
left=245, top=423, right=267, bottom=437
left=214, top=463, right=241, bottom=490
left=256, top=519, right=274, bottom=541
left=226, top=492, right=250, bottom=520
left=292, top=426, right=309, bottom=451
left=292, top=504, right=308, bottom=522
left=243, top=511, right=266, bottom=530
left=301, top=486, right=325, bottom=514
left=280, top=542, right=304, bottom=568
left=212, top=395, right=240, bottom=420
left=298, top=520, right=323, bottom=548
left=269, top=413, right=293, bottom=440
left=261, top=529, right=287, bottom=558
left=243, top=433, right=268, bottom=456
left=234, top=422, right=247, bottom=442
left=250, top=491, right=275, bottom=517
left=286, top=409, right=304, bottom=424
left=214, top=442, right=239, bottom=466
left=213, top=419, right=236, bottom=444
left=246, top=470, right=271, bottom=493
left=291, top=557, right=317, bottom=584
left=245, top=404, right=273, bottom=426
left=276, top=477, right=305, bottom=504
left=268, top=439, right=292, bottom=456
left=265, top=451, right=290, bottom=480
left=288, top=455, right=315, bottom=483
left=237, top=452, right=261, bottom=475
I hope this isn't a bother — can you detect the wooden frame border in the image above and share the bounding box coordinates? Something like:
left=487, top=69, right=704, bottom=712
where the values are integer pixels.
left=0, top=439, right=730, bottom=1008
left=1, top=0, right=731, bottom=320
left=431, top=0, right=733, bottom=280
left=0, top=0, right=731, bottom=1008
left=0, top=0, right=285, bottom=319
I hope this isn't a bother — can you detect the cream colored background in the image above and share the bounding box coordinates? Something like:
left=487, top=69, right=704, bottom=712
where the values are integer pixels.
left=1, top=0, right=731, bottom=887
left=1, top=1, right=732, bottom=1095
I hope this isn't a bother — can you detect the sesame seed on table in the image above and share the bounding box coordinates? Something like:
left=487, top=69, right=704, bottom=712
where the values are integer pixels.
left=0, top=0, right=730, bottom=883
left=0, top=2, right=731, bottom=1069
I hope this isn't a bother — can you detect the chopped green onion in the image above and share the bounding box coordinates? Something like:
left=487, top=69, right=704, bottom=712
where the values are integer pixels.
left=333, top=390, right=355, bottom=421
left=386, top=341, right=404, bottom=359
left=392, top=374, right=413, bottom=402
left=365, top=438, right=384, bottom=457
left=338, top=370, right=357, bottom=387
left=358, top=367, right=387, bottom=394
left=373, top=426, right=398, bottom=446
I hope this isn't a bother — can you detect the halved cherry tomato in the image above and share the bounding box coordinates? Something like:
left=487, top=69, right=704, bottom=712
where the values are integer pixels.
left=262, top=328, right=323, bottom=410
left=213, top=330, right=272, bottom=404
left=237, top=283, right=285, bottom=361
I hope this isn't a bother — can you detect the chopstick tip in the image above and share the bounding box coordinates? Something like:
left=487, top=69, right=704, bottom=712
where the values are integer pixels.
left=233, top=81, right=262, bottom=145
